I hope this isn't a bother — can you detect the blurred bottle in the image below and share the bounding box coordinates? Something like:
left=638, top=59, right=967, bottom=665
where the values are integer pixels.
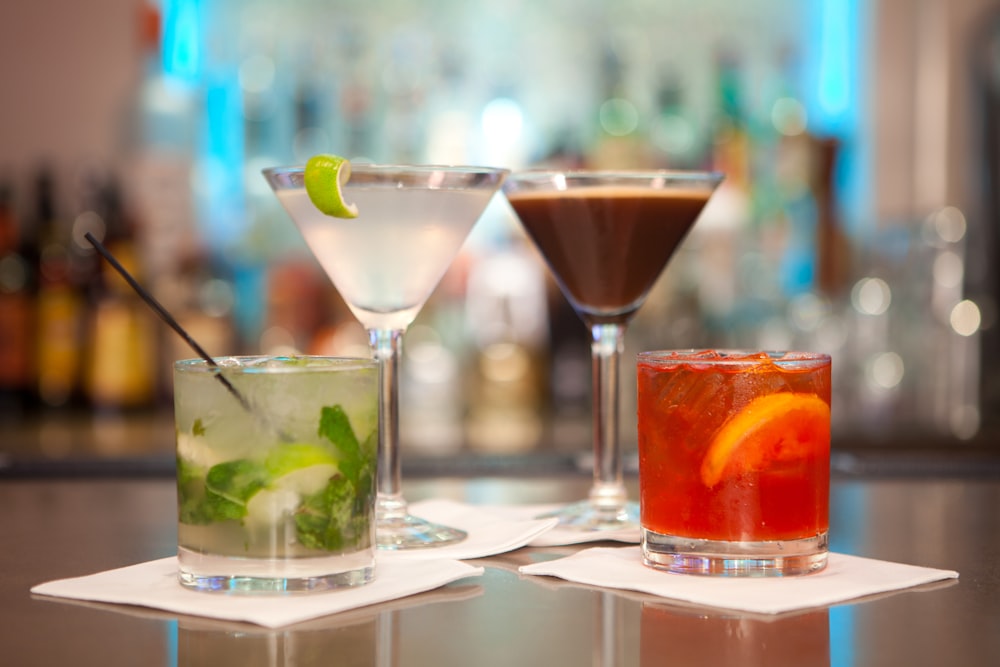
left=463, top=240, right=549, bottom=453
left=33, top=167, right=87, bottom=410
left=588, top=43, right=652, bottom=169
left=812, top=137, right=851, bottom=298
left=156, top=250, right=234, bottom=386
left=83, top=177, right=158, bottom=412
left=0, top=177, right=37, bottom=418
left=651, top=70, right=701, bottom=169
left=690, top=52, right=751, bottom=331
left=711, top=51, right=752, bottom=205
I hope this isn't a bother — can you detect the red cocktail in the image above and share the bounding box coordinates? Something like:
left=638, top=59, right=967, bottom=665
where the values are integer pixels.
left=637, top=350, right=831, bottom=575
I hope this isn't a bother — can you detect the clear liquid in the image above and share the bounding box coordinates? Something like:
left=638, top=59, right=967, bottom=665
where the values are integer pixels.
left=277, top=187, right=493, bottom=331
left=173, top=357, right=378, bottom=575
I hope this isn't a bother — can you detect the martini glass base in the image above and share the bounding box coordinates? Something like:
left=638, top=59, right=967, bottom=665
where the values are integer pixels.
left=375, top=514, right=468, bottom=550
left=375, top=496, right=467, bottom=550
left=537, top=499, right=640, bottom=532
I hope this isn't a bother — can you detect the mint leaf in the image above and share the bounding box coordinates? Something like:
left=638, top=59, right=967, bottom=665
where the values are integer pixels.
left=177, top=458, right=269, bottom=526
left=177, top=456, right=212, bottom=525
left=295, top=475, right=372, bottom=551
left=176, top=455, right=203, bottom=485
left=202, top=459, right=269, bottom=521
left=318, top=405, right=363, bottom=486
left=192, top=419, right=206, bottom=436
left=177, top=405, right=376, bottom=548
left=295, top=406, right=376, bottom=551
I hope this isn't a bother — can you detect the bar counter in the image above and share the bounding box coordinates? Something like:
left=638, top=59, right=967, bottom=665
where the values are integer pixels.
left=2, top=454, right=999, bottom=666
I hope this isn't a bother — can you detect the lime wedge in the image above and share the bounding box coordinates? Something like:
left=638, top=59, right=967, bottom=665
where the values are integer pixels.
left=304, top=154, right=359, bottom=218
left=264, top=442, right=338, bottom=479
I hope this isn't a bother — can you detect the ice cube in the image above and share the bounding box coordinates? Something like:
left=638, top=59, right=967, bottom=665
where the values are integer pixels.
left=244, top=488, right=301, bottom=529
left=176, top=433, right=227, bottom=469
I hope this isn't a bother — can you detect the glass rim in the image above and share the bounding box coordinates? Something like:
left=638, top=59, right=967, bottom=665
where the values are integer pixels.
left=262, top=163, right=510, bottom=178
left=637, top=349, right=831, bottom=367
left=262, top=163, right=509, bottom=192
left=174, top=355, right=377, bottom=374
left=503, top=168, right=724, bottom=189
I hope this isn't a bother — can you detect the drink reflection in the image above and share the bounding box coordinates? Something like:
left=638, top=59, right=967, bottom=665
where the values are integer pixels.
left=639, top=602, right=830, bottom=667
left=177, top=613, right=377, bottom=667
left=175, top=583, right=481, bottom=667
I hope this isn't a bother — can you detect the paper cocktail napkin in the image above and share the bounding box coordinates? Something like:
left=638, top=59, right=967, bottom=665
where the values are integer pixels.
left=31, top=556, right=483, bottom=628
left=29, top=499, right=555, bottom=628
left=484, top=504, right=640, bottom=546
left=519, top=546, right=959, bottom=614
left=379, top=499, right=559, bottom=560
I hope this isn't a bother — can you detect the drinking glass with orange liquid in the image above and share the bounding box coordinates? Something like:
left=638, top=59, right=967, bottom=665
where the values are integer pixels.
left=636, top=350, right=831, bottom=576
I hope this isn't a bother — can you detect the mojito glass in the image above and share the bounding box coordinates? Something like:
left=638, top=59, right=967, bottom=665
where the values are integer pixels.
left=637, top=350, right=831, bottom=576
left=174, top=356, right=378, bottom=592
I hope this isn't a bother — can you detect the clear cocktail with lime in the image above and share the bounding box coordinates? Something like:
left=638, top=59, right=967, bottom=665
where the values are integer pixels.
left=264, top=158, right=508, bottom=549
left=174, top=355, right=378, bottom=591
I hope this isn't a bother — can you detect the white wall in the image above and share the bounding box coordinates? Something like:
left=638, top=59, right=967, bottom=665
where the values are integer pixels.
left=872, top=0, right=999, bottom=222
left=0, top=0, right=143, bottom=198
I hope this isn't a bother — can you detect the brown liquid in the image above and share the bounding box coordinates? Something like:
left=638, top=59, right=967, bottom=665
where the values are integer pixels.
left=507, top=186, right=711, bottom=323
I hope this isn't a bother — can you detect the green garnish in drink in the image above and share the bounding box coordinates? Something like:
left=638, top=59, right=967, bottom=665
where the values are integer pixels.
left=304, top=154, right=359, bottom=218
left=176, top=403, right=375, bottom=552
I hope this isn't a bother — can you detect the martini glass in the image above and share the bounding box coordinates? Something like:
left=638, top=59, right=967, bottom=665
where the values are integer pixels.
left=264, top=163, right=508, bottom=549
left=503, top=170, right=722, bottom=532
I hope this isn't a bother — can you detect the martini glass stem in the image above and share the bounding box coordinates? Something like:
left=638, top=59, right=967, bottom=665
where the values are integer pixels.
left=370, top=327, right=406, bottom=520
left=590, top=322, right=628, bottom=511
left=368, top=325, right=467, bottom=548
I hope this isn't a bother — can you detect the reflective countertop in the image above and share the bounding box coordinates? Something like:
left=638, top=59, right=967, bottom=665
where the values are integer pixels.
left=2, top=468, right=998, bottom=666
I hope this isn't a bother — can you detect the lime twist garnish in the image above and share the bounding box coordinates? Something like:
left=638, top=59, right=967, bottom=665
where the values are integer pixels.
left=304, top=154, right=359, bottom=218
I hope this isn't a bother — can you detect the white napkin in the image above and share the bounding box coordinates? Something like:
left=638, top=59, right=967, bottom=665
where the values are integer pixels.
left=31, top=556, right=483, bottom=629
left=379, top=499, right=559, bottom=560
left=484, top=504, right=640, bottom=546
left=519, top=546, right=959, bottom=614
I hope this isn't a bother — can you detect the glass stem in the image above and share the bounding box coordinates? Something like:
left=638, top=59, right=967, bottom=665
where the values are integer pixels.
left=369, top=327, right=406, bottom=518
left=589, top=322, right=627, bottom=510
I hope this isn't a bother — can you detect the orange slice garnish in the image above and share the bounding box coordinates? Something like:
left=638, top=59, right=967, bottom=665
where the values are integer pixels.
left=700, top=392, right=830, bottom=487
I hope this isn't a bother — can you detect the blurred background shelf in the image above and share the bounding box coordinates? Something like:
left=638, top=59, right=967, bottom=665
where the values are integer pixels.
left=3, top=409, right=1000, bottom=480
left=2, top=0, right=1000, bottom=467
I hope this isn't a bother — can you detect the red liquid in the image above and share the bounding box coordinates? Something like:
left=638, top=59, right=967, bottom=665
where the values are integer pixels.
left=506, top=186, right=711, bottom=323
left=636, top=353, right=831, bottom=542
left=640, top=603, right=831, bottom=665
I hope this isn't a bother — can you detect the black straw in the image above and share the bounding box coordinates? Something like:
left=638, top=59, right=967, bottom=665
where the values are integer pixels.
left=84, top=231, right=252, bottom=413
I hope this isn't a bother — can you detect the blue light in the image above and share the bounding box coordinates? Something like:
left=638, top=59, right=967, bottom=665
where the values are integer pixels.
left=817, top=0, right=852, bottom=121
left=828, top=482, right=866, bottom=666
left=161, top=0, right=202, bottom=84
left=806, top=0, right=861, bottom=134
left=803, top=0, right=872, bottom=232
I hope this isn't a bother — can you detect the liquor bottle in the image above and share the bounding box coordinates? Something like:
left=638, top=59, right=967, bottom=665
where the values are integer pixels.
left=83, top=177, right=157, bottom=411
left=588, top=43, right=652, bottom=169
left=710, top=51, right=752, bottom=208
left=651, top=70, right=700, bottom=169
left=462, top=238, right=550, bottom=454
left=0, top=178, right=36, bottom=418
left=33, top=167, right=86, bottom=409
left=812, top=137, right=850, bottom=297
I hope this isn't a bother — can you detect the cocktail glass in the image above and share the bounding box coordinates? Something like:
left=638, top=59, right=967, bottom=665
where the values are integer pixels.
left=174, top=355, right=378, bottom=592
left=636, top=350, right=831, bottom=576
left=263, top=164, right=508, bottom=549
left=503, top=170, right=722, bottom=531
